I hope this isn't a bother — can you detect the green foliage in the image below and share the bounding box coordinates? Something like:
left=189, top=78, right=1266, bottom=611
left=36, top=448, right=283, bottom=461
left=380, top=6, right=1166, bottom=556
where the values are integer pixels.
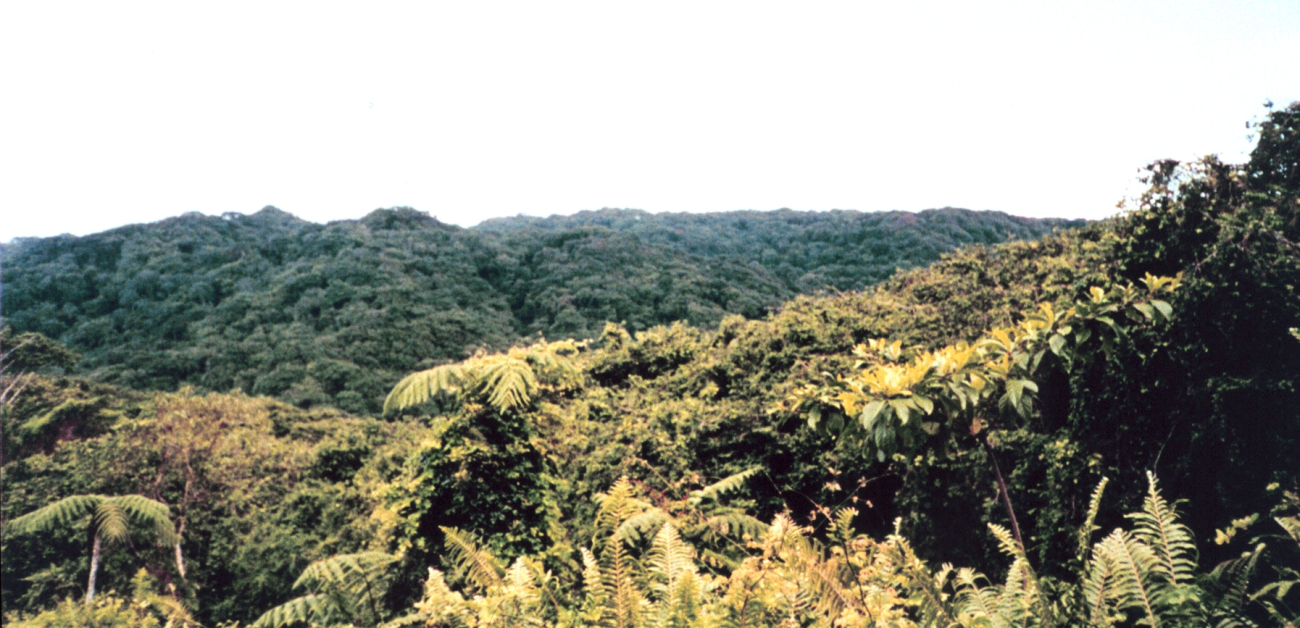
left=1, top=206, right=1077, bottom=413
left=384, top=339, right=582, bottom=414
left=4, top=569, right=198, bottom=628
left=1, top=327, right=80, bottom=374
left=2, top=384, right=432, bottom=626
left=7, top=494, right=177, bottom=547
left=252, top=552, right=399, bottom=628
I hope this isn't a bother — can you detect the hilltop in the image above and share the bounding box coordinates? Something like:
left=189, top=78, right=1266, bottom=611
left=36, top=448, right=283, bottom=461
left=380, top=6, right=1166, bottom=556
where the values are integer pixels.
left=0, top=207, right=1081, bottom=413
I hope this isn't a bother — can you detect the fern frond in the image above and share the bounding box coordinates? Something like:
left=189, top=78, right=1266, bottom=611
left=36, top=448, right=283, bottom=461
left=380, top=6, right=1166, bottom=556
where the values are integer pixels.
left=647, top=523, right=696, bottom=590
left=110, top=495, right=178, bottom=545
left=294, top=551, right=396, bottom=591
left=618, top=508, right=670, bottom=546
left=603, top=529, right=646, bottom=628
left=989, top=523, right=1025, bottom=562
left=1128, top=472, right=1198, bottom=586
left=1207, top=543, right=1265, bottom=623
left=1082, top=547, right=1118, bottom=628
left=887, top=531, right=959, bottom=626
left=1079, top=477, right=1110, bottom=561
left=596, top=477, right=649, bottom=544
left=696, top=512, right=769, bottom=547
left=94, top=501, right=131, bottom=544
left=1097, top=529, right=1162, bottom=628
left=477, top=357, right=538, bottom=411
left=440, top=527, right=504, bottom=592
left=688, top=467, right=760, bottom=506
left=580, top=547, right=608, bottom=622
left=252, top=593, right=336, bottom=628
left=383, top=363, right=465, bottom=413
left=953, top=567, right=1000, bottom=623
left=5, top=494, right=102, bottom=534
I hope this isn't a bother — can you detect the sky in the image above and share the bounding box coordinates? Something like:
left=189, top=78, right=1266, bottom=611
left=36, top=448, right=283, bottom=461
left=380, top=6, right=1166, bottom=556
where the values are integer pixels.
left=2, top=1, right=1298, bottom=241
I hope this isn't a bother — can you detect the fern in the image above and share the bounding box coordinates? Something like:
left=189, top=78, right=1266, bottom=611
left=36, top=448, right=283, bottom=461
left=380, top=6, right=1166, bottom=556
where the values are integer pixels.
left=385, top=340, right=582, bottom=414
left=618, top=508, right=671, bottom=547
left=477, top=357, right=539, bottom=411
left=1206, top=543, right=1265, bottom=628
left=1097, top=529, right=1163, bottom=627
left=1128, top=472, right=1198, bottom=587
left=441, top=526, right=505, bottom=591
left=1079, top=477, right=1110, bottom=562
left=1082, top=548, right=1118, bottom=628
left=688, top=467, right=760, bottom=506
left=253, top=552, right=398, bottom=628
left=384, top=363, right=466, bottom=413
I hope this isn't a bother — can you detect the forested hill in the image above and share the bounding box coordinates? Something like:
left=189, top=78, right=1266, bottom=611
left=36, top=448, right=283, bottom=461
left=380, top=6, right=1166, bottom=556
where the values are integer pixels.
left=0, top=207, right=1080, bottom=413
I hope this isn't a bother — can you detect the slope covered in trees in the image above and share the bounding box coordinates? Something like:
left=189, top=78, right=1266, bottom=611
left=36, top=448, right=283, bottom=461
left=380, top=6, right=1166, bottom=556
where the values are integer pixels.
left=0, top=207, right=1080, bottom=413
left=2, top=104, right=1297, bottom=627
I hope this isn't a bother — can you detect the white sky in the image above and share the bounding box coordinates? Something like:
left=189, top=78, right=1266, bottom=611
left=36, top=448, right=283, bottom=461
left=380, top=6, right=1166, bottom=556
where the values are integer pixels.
left=2, top=1, right=1298, bottom=241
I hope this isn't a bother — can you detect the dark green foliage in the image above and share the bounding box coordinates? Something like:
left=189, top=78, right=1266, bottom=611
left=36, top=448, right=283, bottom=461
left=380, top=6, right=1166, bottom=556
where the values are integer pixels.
left=1, top=328, right=80, bottom=374
left=1, top=206, right=1077, bottom=413
left=1, top=385, right=431, bottom=626
left=3, top=105, right=1296, bottom=627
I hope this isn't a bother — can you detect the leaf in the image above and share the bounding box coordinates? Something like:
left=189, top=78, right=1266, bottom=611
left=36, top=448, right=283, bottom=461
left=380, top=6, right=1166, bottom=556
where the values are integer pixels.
left=889, top=399, right=911, bottom=425
left=1048, top=333, right=1066, bottom=356
left=860, top=400, right=885, bottom=430
left=913, top=394, right=935, bottom=415
left=1151, top=300, right=1173, bottom=320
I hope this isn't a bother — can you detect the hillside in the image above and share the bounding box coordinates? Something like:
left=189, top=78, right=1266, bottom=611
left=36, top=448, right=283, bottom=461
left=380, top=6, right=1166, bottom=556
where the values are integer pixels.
left=0, top=207, right=1081, bottom=413
left=1, top=104, right=1296, bottom=628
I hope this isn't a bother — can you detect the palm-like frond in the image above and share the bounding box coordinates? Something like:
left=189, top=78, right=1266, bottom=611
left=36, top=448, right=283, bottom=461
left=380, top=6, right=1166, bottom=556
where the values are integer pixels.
left=384, top=363, right=466, bottom=413
left=255, top=552, right=398, bottom=628
left=253, top=593, right=336, bottom=628
left=110, top=495, right=178, bottom=546
left=6, top=494, right=176, bottom=546
left=5, top=494, right=103, bottom=534
left=94, top=501, right=131, bottom=544
left=618, top=508, right=671, bottom=546
left=477, top=357, right=539, bottom=411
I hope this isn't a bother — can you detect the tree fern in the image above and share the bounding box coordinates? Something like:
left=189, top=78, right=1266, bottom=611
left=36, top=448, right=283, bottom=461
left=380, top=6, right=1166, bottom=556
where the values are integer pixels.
left=384, top=363, right=466, bottom=413
left=253, top=552, right=398, bottom=628
left=385, top=340, right=581, bottom=414
left=476, top=357, right=539, bottom=412
left=5, top=494, right=178, bottom=604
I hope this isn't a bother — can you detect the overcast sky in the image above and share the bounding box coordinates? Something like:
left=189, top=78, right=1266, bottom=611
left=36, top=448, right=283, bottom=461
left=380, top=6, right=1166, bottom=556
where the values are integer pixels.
left=2, top=1, right=1297, bottom=241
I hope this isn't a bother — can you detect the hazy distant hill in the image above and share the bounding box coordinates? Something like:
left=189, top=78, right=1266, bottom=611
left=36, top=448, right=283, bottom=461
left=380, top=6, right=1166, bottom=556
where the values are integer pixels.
left=0, top=207, right=1083, bottom=412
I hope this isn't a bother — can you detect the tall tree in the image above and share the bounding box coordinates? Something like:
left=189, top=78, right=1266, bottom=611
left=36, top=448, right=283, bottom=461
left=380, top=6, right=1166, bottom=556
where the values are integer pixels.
left=5, top=494, right=178, bottom=603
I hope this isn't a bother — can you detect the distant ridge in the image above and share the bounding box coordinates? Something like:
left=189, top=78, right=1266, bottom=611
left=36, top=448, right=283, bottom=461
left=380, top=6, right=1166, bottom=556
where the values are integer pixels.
left=1, top=206, right=1084, bottom=413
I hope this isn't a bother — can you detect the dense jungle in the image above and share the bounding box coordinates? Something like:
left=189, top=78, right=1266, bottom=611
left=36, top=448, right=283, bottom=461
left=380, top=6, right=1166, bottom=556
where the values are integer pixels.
left=0, top=103, right=1297, bottom=628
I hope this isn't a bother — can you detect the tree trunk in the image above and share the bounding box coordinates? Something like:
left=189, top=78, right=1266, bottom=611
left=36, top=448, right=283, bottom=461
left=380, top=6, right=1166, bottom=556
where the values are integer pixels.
left=86, top=533, right=102, bottom=604
left=981, top=437, right=1025, bottom=551
left=174, top=543, right=186, bottom=579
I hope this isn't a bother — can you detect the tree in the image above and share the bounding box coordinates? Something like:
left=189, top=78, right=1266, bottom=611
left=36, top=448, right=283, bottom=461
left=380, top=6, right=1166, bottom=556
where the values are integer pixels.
left=381, top=340, right=584, bottom=568
left=5, top=494, right=178, bottom=604
left=788, top=276, right=1179, bottom=549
